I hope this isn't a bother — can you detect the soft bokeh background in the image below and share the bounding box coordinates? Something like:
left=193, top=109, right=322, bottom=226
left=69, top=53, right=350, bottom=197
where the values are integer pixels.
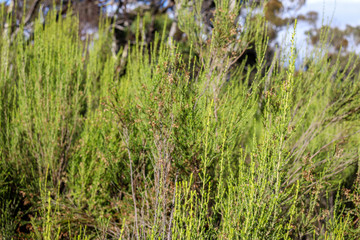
left=289, top=0, right=360, bottom=53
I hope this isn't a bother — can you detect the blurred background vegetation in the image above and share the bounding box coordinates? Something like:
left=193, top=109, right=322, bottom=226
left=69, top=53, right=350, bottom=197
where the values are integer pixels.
left=2, top=0, right=360, bottom=72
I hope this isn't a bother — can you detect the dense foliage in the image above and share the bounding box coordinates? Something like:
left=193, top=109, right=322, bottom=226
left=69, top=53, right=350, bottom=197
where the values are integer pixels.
left=1, top=0, right=360, bottom=239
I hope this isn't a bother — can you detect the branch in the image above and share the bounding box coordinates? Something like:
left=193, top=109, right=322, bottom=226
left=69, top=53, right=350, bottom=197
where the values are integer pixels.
left=123, top=127, right=140, bottom=240
left=10, top=0, right=41, bottom=41
left=24, top=0, right=42, bottom=25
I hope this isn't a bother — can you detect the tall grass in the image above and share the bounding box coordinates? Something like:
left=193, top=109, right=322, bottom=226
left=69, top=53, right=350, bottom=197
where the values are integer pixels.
left=1, top=0, right=360, bottom=239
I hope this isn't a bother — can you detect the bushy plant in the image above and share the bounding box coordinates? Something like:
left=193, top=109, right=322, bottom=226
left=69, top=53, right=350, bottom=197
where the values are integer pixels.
left=0, top=0, right=360, bottom=239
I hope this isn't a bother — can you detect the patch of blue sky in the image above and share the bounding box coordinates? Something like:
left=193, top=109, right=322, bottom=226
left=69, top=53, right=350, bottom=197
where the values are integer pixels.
left=276, top=0, right=360, bottom=68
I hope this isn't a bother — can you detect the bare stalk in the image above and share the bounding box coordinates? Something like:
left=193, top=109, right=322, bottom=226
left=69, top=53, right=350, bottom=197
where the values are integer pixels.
left=123, top=127, right=139, bottom=240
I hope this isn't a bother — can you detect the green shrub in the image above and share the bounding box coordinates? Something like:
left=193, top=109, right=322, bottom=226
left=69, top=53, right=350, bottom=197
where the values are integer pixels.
left=0, top=0, right=360, bottom=239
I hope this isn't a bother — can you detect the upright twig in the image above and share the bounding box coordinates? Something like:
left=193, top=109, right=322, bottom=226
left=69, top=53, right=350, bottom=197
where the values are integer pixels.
left=123, top=127, right=139, bottom=240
